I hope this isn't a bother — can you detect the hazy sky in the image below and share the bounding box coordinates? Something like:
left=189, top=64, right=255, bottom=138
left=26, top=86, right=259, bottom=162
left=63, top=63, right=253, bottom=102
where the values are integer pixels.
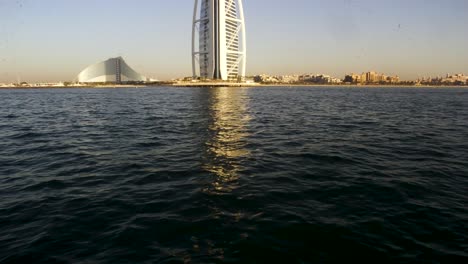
left=0, top=0, right=467, bottom=82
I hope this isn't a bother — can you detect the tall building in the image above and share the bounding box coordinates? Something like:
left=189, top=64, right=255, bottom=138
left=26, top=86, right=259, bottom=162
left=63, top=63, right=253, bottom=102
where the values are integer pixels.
left=76, top=57, right=152, bottom=83
left=366, top=71, right=377, bottom=83
left=192, top=0, right=247, bottom=81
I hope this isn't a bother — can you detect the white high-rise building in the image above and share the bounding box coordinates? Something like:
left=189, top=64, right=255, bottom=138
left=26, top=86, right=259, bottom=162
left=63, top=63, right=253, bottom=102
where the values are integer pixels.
left=192, top=0, right=247, bottom=81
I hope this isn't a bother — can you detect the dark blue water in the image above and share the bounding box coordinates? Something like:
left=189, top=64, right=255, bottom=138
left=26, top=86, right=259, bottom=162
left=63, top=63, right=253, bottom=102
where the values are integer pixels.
left=1, top=87, right=467, bottom=263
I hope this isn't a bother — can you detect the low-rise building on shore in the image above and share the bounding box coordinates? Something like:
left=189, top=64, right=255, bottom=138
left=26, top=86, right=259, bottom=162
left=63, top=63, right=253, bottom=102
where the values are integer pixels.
left=254, top=73, right=342, bottom=84
left=416, top=74, right=468, bottom=86
left=344, top=71, right=400, bottom=84
left=299, top=74, right=342, bottom=84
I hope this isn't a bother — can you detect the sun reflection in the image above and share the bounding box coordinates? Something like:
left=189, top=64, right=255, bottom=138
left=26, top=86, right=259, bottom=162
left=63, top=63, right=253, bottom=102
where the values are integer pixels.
left=202, top=87, right=251, bottom=192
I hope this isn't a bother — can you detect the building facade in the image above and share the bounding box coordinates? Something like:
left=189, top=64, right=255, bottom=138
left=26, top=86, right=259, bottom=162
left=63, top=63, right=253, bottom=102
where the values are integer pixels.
left=345, top=72, right=400, bottom=84
left=76, top=57, right=150, bottom=83
left=192, top=0, right=247, bottom=81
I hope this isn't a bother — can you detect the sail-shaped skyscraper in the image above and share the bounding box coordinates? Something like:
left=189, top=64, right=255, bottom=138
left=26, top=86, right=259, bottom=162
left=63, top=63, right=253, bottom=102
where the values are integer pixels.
left=192, top=0, right=247, bottom=81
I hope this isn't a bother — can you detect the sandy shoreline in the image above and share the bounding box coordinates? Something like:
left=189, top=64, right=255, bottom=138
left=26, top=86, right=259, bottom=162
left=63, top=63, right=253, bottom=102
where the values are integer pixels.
left=1, top=84, right=467, bottom=89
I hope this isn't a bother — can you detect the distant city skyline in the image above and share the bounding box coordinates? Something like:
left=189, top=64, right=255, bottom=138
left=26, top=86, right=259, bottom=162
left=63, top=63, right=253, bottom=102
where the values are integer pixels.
left=1, top=0, right=467, bottom=82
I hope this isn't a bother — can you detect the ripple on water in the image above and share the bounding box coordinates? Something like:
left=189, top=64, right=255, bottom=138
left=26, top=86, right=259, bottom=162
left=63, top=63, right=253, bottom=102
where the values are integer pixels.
left=0, top=87, right=467, bottom=263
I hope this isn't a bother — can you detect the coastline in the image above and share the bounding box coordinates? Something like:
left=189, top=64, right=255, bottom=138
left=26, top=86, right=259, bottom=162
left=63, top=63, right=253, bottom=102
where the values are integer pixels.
left=1, top=84, right=468, bottom=89
left=254, top=84, right=468, bottom=88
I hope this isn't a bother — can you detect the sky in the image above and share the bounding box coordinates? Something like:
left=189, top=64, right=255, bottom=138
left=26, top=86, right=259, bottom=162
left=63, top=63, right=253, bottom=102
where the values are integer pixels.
left=0, top=0, right=467, bottom=82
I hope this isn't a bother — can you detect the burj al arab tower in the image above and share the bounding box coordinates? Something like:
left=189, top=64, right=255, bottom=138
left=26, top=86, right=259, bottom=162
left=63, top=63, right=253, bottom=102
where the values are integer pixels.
left=192, top=0, right=247, bottom=81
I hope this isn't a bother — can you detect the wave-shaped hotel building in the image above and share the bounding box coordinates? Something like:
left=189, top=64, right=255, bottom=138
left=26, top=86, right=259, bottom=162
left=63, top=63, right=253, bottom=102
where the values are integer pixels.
left=192, top=0, right=247, bottom=81
left=76, top=57, right=152, bottom=84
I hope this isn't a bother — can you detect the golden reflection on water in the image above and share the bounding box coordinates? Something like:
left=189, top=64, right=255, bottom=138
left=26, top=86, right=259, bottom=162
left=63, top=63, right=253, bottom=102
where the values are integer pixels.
left=202, top=87, right=251, bottom=192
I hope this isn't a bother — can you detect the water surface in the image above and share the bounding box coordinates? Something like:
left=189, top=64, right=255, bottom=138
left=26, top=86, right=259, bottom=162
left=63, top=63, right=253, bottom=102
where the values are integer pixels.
left=1, top=87, right=467, bottom=263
